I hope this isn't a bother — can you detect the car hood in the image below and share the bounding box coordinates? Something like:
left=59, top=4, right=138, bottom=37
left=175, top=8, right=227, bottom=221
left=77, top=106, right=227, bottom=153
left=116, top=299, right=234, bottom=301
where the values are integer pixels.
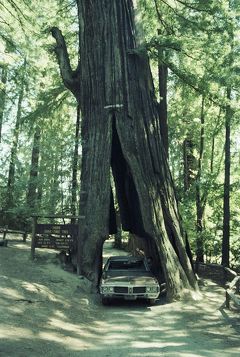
left=101, top=273, right=158, bottom=285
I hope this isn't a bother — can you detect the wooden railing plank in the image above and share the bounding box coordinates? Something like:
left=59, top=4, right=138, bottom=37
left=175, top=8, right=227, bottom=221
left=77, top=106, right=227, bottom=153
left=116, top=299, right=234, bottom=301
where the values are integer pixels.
left=225, top=276, right=240, bottom=309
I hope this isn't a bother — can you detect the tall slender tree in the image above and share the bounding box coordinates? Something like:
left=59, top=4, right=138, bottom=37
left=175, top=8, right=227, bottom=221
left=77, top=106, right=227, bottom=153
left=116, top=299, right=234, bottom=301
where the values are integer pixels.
left=5, top=60, right=26, bottom=209
left=0, top=65, right=8, bottom=143
left=222, top=87, right=232, bottom=267
left=195, top=96, right=205, bottom=263
left=26, top=125, right=41, bottom=211
left=221, top=0, right=236, bottom=267
left=71, top=103, right=81, bottom=221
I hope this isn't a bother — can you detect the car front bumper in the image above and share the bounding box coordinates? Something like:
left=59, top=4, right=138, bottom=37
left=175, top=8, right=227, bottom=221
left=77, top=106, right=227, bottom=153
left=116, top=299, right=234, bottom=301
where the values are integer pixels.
left=100, top=286, right=160, bottom=300
left=101, top=293, right=158, bottom=300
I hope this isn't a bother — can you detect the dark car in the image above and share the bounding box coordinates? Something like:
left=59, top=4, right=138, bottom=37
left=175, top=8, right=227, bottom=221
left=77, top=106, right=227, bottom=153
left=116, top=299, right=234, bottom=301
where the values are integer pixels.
left=100, top=256, right=160, bottom=305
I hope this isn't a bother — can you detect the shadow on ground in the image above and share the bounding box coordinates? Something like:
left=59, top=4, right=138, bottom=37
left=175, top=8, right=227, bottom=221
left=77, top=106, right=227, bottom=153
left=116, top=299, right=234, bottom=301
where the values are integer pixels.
left=0, top=239, right=239, bottom=357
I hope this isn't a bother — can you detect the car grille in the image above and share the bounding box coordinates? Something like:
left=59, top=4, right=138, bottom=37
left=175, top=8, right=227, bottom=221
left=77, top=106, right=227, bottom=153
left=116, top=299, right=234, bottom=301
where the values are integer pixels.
left=133, top=287, right=146, bottom=294
left=113, top=286, right=146, bottom=294
left=114, top=286, right=128, bottom=294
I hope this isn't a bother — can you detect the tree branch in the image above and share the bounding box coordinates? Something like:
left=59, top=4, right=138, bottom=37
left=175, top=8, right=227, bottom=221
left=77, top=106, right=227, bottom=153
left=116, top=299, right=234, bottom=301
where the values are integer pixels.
left=51, top=27, right=80, bottom=101
left=153, top=0, right=175, bottom=35
left=159, top=0, right=200, bottom=27
left=159, top=57, right=225, bottom=108
left=174, top=0, right=213, bottom=14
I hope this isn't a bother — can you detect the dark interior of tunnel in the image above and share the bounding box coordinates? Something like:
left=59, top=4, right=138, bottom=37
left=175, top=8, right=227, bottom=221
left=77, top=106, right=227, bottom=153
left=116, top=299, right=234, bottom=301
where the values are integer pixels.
left=107, top=115, right=193, bottom=280
left=107, top=114, right=197, bottom=282
left=107, top=115, right=164, bottom=281
left=109, top=115, right=146, bottom=238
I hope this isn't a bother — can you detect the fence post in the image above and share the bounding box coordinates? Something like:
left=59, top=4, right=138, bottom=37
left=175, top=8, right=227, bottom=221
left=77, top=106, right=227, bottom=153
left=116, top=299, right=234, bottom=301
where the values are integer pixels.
left=31, top=216, right=37, bottom=260
left=23, top=232, right=27, bottom=242
left=3, top=228, right=7, bottom=240
left=225, top=291, right=230, bottom=309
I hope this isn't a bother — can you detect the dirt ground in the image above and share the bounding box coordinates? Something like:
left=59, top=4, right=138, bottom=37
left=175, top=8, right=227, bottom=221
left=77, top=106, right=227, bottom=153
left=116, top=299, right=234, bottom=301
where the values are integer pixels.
left=0, top=237, right=239, bottom=357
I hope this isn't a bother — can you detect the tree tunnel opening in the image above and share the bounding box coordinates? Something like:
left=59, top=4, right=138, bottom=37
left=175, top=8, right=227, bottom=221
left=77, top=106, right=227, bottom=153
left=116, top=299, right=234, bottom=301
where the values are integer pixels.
left=107, top=115, right=164, bottom=282
left=110, top=115, right=145, bottom=237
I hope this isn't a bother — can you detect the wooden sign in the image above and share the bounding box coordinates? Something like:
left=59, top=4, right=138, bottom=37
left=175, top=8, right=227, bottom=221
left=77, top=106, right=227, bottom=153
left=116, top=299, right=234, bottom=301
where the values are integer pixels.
left=35, top=224, right=78, bottom=250
left=31, top=215, right=85, bottom=259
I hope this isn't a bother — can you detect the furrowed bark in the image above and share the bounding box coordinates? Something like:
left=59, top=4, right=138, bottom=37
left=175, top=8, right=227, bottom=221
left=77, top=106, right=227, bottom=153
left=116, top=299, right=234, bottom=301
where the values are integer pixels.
left=158, top=46, right=169, bottom=158
left=75, top=0, right=198, bottom=298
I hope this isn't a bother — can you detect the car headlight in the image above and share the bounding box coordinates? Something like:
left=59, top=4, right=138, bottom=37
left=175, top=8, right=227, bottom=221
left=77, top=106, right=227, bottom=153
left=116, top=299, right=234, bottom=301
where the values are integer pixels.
left=146, top=286, right=159, bottom=293
left=101, top=286, right=114, bottom=293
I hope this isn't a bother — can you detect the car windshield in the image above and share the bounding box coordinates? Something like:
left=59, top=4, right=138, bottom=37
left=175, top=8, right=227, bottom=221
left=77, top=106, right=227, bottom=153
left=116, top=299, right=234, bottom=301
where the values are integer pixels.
left=108, top=260, right=146, bottom=271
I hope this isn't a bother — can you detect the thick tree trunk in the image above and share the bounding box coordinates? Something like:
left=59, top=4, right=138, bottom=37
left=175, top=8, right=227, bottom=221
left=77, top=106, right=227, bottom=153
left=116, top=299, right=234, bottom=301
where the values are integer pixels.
left=0, top=65, right=7, bottom=143
left=222, top=87, right=231, bottom=267
left=75, top=0, right=197, bottom=299
left=26, top=125, right=41, bottom=210
left=158, top=48, right=169, bottom=158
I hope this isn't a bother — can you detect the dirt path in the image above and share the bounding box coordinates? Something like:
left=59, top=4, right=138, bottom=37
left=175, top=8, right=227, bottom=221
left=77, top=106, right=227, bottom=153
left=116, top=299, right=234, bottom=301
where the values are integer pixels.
left=0, top=238, right=239, bottom=357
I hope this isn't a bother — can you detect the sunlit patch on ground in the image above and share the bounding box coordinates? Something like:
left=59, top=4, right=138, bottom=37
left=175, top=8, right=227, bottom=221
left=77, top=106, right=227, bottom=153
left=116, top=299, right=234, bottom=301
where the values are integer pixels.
left=0, top=238, right=239, bottom=357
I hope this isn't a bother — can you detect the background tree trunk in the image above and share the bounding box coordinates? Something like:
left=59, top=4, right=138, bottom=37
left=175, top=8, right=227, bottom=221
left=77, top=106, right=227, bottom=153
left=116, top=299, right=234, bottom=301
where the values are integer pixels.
left=195, top=96, right=205, bottom=263
left=0, top=65, right=7, bottom=143
left=26, top=125, right=41, bottom=210
left=113, top=208, right=122, bottom=249
left=76, top=0, right=197, bottom=299
left=183, top=138, right=196, bottom=192
left=48, top=158, right=59, bottom=216
left=5, top=72, right=25, bottom=209
left=71, top=103, right=80, bottom=221
left=222, top=87, right=231, bottom=267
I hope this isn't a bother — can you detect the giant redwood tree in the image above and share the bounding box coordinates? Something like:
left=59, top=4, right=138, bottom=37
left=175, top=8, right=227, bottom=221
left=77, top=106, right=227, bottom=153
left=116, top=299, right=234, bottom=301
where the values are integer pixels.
left=52, top=0, right=198, bottom=301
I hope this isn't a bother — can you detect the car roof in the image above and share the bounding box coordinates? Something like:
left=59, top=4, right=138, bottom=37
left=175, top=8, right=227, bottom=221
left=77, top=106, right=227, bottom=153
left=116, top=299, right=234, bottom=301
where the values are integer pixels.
left=107, top=255, right=144, bottom=262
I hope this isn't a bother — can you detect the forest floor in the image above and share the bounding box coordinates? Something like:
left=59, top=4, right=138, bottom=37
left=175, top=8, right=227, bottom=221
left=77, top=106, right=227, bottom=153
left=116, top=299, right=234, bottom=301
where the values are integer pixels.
left=0, top=236, right=239, bottom=357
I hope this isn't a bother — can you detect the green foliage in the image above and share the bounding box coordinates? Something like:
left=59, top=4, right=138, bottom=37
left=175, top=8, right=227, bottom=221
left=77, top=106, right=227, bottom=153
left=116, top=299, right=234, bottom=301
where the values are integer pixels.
left=0, top=0, right=79, bottom=229
left=137, top=0, right=239, bottom=268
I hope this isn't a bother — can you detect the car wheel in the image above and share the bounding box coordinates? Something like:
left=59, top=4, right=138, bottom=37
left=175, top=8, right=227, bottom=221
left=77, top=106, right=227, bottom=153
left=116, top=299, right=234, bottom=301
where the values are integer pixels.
left=102, top=297, right=110, bottom=305
left=148, top=298, right=156, bottom=306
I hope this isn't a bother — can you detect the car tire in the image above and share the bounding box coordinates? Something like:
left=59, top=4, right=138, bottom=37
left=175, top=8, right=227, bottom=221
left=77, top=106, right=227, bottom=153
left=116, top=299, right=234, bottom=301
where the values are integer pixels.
left=148, top=298, right=156, bottom=306
left=102, top=297, right=110, bottom=305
